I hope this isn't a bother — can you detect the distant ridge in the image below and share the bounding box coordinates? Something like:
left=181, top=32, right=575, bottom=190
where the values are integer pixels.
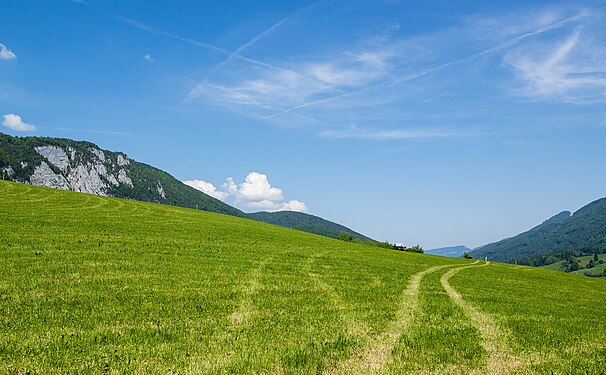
left=0, top=132, right=373, bottom=242
left=471, top=198, right=606, bottom=262
left=425, top=245, right=471, bottom=258
left=248, top=211, right=373, bottom=241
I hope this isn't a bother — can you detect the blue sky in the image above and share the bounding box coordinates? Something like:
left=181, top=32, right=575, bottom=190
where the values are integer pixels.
left=2, top=0, right=606, bottom=248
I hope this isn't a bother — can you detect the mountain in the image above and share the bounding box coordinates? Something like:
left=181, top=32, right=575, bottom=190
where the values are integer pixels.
left=0, top=133, right=245, bottom=217
left=471, top=198, right=606, bottom=263
left=0, top=132, right=372, bottom=242
left=248, top=211, right=373, bottom=241
left=425, top=245, right=472, bottom=258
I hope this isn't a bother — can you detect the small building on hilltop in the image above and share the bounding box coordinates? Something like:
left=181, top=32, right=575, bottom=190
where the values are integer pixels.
left=393, top=243, right=407, bottom=251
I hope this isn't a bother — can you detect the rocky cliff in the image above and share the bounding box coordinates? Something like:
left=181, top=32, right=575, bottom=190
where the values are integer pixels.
left=0, top=133, right=245, bottom=216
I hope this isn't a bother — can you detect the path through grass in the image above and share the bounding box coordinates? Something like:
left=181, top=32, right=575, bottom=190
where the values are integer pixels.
left=1, top=181, right=605, bottom=373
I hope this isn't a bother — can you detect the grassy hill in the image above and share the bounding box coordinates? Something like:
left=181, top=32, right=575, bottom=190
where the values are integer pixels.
left=542, top=254, right=606, bottom=278
left=248, top=211, right=373, bottom=242
left=1, top=180, right=605, bottom=373
left=471, top=198, right=606, bottom=263
left=0, top=133, right=373, bottom=242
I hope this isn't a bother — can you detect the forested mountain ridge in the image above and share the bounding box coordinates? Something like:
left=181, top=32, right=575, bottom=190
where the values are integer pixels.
left=0, top=133, right=245, bottom=216
left=471, top=198, right=606, bottom=263
left=249, top=211, right=373, bottom=241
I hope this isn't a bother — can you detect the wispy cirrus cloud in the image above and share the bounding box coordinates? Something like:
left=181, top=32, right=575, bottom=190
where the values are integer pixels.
left=505, top=29, right=606, bottom=102
left=211, top=1, right=323, bottom=73
left=261, top=10, right=590, bottom=120
left=185, top=4, right=596, bottom=140
left=319, top=126, right=464, bottom=140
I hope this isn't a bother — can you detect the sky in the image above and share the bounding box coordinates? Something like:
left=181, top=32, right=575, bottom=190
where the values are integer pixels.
left=1, top=0, right=606, bottom=248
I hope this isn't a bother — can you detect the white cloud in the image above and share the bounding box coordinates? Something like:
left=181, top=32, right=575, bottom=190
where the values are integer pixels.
left=320, top=126, right=462, bottom=140
left=187, top=49, right=391, bottom=118
left=186, top=4, right=595, bottom=133
left=183, top=179, right=229, bottom=200
left=0, top=43, right=17, bottom=60
left=223, top=172, right=283, bottom=202
left=2, top=114, right=36, bottom=132
left=143, top=54, right=154, bottom=62
left=505, top=30, right=606, bottom=101
left=245, top=199, right=308, bottom=212
left=279, top=200, right=308, bottom=212
left=183, top=172, right=307, bottom=212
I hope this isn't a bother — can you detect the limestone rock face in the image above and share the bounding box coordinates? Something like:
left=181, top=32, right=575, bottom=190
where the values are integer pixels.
left=68, top=164, right=109, bottom=196
left=3, top=166, right=15, bottom=178
left=2, top=140, right=177, bottom=203
left=29, top=145, right=138, bottom=196
left=90, top=148, right=106, bottom=162
left=157, top=181, right=166, bottom=199
left=117, top=169, right=133, bottom=187
left=30, top=162, right=70, bottom=190
left=35, top=146, right=69, bottom=172
left=117, top=154, right=130, bottom=167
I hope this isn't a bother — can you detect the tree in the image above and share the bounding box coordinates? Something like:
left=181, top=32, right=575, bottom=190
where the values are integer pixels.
left=594, top=253, right=600, bottom=262
left=337, top=232, right=354, bottom=242
left=408, top=245, right=424, bottom=254
left=565, top=260, right=580, bottom=272
left=463, top=252, right=473, bottom=259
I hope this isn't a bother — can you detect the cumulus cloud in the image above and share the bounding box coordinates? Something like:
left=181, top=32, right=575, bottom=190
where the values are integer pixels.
left=184, top=172, right=307, bottom=212
left=279, top=200, right=308, bottom=212
left=246, top=199, right=308, bottom=212
left=183, top=179, right=229, bottom=200
left=2, top=114, right=36, bottom=132
left=223, top=172, right=284, bottom=202
left=0, top=43, right=16, bottom=60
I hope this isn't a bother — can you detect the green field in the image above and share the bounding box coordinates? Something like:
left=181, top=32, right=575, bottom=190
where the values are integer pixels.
left=542, top=254, right=606, bottom=278
left=1, top=180, right=605, bottom=374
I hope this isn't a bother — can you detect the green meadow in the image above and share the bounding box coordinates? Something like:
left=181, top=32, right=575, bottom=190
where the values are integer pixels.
left=1, top=180, right=605, bottom=374
left=542, top=254, right=606, bottom=278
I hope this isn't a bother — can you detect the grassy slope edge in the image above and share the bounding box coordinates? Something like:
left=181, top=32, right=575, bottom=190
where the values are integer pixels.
left=1, top=180, right=605, bottom=374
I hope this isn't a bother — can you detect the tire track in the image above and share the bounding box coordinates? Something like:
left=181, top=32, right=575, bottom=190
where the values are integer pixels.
left=440, top=262, right=521, bottom=374
left=228, top=255, right=274, bottom=327
left=328, top=263, right=455, bottom=373
left=306, top=251, right=370, bottom=340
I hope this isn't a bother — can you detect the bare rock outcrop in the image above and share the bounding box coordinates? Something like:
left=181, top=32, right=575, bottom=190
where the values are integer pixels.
left=30, top=162, right=70, bottom=190
left=157, top=181, right=166, bottom=199
left=117, top=169, right=133, bottom=187
left=35, top=146, right=69, bottom=172
left=117, top=154, right=130, bottom=167
left=68, top=164, right=109, bottom=195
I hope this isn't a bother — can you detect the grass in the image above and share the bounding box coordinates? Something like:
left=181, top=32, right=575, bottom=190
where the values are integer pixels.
left=1, top=180, right=605, bottom=373
left=542, top=254, right=606, bottom=278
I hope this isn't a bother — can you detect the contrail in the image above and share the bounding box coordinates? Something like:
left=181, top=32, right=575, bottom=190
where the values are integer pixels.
left=264, top=11, right=588, bottom=119
left=211, top=1, right=323, bottom=73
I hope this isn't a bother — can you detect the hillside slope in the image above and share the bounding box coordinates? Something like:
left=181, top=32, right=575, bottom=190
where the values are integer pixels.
left=248, top=211, right=373, bottom=241
left=0, top=133, right=244, bottom=216
left=1, top=180, right=605, bottom=374
left=471, top=198, right=606, bottom=262
left=0, top=133, right=373, bottom=241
